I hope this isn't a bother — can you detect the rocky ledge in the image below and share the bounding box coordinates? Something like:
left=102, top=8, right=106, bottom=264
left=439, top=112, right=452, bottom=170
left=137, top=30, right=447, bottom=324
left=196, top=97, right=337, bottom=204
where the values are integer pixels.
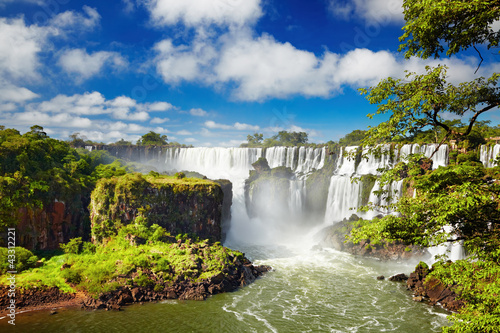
left=83, top=261, right=271, bottom=310
left=0, top=261, right=270, bottom=314
left=318, top=217, right=427, bottom=261
left=405, top=262, right=464, bottom=312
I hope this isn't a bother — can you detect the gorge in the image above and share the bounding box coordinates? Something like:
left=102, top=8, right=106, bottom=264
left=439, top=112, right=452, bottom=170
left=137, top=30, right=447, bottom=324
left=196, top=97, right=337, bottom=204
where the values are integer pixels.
left=3, top=142, right=500, bottom=332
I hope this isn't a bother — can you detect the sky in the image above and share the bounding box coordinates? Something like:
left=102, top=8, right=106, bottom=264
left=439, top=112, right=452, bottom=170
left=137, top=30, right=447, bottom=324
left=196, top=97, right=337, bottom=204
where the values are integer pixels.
left=0, top=0, right=499, bottom=147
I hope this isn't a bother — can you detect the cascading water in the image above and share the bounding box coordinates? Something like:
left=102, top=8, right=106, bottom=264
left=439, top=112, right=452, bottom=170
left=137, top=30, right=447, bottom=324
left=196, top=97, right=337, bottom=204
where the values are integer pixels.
left=480, top=144, right=500, bottom=168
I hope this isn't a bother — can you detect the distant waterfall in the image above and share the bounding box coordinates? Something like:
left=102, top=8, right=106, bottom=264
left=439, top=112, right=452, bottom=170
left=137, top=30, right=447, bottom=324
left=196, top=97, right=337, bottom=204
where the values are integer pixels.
left=480, top=144, right=500, bottom=168
left=323, top=143, right=449, bottom=224
left=265, top=146, right=326, bottom=174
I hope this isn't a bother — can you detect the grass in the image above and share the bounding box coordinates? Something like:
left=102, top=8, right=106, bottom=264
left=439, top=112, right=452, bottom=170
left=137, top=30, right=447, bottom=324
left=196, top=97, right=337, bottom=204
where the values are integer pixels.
left=0, top=234, right=244, bottom=298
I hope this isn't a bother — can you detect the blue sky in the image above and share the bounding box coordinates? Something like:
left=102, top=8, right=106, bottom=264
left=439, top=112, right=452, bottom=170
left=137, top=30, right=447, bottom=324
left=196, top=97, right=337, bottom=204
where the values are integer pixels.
left=0, top=0, right=499, bottom=146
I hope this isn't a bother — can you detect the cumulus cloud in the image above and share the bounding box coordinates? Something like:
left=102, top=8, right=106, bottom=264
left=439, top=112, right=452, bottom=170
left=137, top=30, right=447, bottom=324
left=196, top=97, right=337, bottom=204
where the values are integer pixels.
left=150, top=117, right=170, bottom=124
left=0, top=18, right=49, bottom=81
left=0, top=82, right=39, bottom=103
left=148, top=102, right=174, bottom=111
left=50, top=6, right=101, bottom=31
left=190, top=108, right=209, bottom=117
left=143, top=0, right=262, bottom=27
left=27, top=91, right=180, bottom=123
left=328, top=0, right=403, bottom=24
left=58, top=48, right=126, bottom=81
left=154, top=38, right=217, bottom=84
left=204, top=120, right=259, bottom=131
left=177, top=130, right=193, bottom=135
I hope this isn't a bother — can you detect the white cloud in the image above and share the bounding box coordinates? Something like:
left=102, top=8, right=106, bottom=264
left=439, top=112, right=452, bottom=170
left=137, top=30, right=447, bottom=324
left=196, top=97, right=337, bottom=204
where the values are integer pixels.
left=13, top=111, right=93, bottom=128
left=148, top=101, right=173, bottom=111
left=28, top=91, right=181, bottom=123
left=50, top=6, right=101, bottom=31
left=184, top=138, right=198, bottom=143
left=216, top=33, right=340, bottom=101
left=122, top=0, right=136, bottom=13
left=154, top=38, right=217, bottom=84
left=58, top=48, right=126, bottom=81
left=200, top=128, right=218, bottom=137
left=234, top=122, right=260, bottom=131
left=177, top=130, right=193, bottom=135
left=150, top=117, right=170, bottom=124
left=0, top=82, right=39, bottom=103
left=328, top=0, right=403, bottom=24
left=204, top=120, right=259, bottom=131
left=219, top=139, right=247, bottom=147
left=144, top=0, right=262, bottom=27
left=190, top=108, right=208, bottom=117
left=0, top=0, right=44, bottom=6
left=0, top=18, right=49, bottom=81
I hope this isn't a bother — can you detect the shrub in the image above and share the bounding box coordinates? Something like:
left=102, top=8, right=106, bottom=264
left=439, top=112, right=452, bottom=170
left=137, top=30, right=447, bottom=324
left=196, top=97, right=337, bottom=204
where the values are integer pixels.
left=0, top=247, right=38, bottom=274
left=60, top=238, right=83, bottom=254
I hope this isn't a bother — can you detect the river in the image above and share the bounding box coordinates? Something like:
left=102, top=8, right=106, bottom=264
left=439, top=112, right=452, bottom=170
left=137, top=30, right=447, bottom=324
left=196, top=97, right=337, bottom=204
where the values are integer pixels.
left=1, top=242, right=450, bottom=332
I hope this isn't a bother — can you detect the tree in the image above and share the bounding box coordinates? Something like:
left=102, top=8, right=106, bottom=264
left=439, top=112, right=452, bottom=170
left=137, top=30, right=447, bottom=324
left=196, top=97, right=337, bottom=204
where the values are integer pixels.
left=400, top=0, right=500, bottom=59
left=68, top=132, right=87, bottom=148
left=357, top=3, right=500, bottom=330
left=137, top=131, right=168, bottom=146
left=362, top=1, right=500, bottom=149
left=338, top=129, right=367, bottom=146
left=247, top=133, right=263, bottom=145
left=271, top=131, right=308, bottom=146
left=361, top=66, right=500, bottom=147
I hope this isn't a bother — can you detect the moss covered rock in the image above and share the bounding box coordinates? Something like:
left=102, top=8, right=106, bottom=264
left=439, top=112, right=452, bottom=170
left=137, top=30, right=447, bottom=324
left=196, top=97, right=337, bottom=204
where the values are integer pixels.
left=90, top=173, right=227, bottom=243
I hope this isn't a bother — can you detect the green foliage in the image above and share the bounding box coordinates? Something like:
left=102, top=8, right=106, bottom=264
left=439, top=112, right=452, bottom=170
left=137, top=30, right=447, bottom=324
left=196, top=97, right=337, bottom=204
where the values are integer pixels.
left=428, top=259, right=500, bottom=333
left=247, top=133, right=264, bottom=146
left=0, top=232, right=245, bottom=297
left=0, top=247, right=38, bottom=274
left=175, top=172, right=186, bottom=179
left=338, top=130, right=367, bottom=146
left=90, top=173, right=221, bottom=243
left=400, top=0, right=500, bottom=59
left=137, top=131, right=167, bottom=146
left=360, top=66, right=500, bottom=148
left=60, top=238, right=84, bottom=254
left=241, top=131, right=309, bottom=147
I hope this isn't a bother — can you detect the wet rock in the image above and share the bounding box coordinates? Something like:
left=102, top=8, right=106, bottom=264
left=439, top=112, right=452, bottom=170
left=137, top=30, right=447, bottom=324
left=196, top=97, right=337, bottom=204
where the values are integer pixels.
left=389, top=273, right=408, bottom=282
left=377, top=276, right=385, bottom=280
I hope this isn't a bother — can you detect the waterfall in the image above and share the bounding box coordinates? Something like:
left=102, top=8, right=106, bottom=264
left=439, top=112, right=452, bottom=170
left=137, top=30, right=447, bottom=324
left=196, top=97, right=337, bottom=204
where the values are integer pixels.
left=356, top=144, right=393, bottom=175
left=289, top=179, right=305, bottom=215
left=399, top=144, right=448, bottom=169
left=480, top=144, right=500, bottom=168
left=265, top=146, right=326, bottom=174
left=155, top=144, right=468, bottom=260
left=324, top=175, right=362, bottom=223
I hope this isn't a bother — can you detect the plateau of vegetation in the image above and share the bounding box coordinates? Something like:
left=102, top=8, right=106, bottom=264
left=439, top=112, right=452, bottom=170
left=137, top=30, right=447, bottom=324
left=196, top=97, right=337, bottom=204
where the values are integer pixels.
left=0, top=226, right=244, bottom=297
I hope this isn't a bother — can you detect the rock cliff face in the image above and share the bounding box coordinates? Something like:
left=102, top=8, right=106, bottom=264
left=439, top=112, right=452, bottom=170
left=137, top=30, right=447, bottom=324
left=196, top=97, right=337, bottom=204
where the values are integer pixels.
left=90, top=174, right=231, bottom=243
left=406, top=262, right=464, bottom=312
left=244, top=164, right=295, bottom=221
left=15, top=201, right=87, bottom=251
left=215, top=179, right=232, bottom=242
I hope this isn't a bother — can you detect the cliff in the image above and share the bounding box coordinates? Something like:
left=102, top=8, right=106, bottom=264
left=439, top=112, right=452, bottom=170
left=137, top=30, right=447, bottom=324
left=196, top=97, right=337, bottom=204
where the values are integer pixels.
left=244, top=160, right=295, bottom=220
left=90, top=173, right=231, bottom=243
left=13, top=201, right=88, bottom=251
